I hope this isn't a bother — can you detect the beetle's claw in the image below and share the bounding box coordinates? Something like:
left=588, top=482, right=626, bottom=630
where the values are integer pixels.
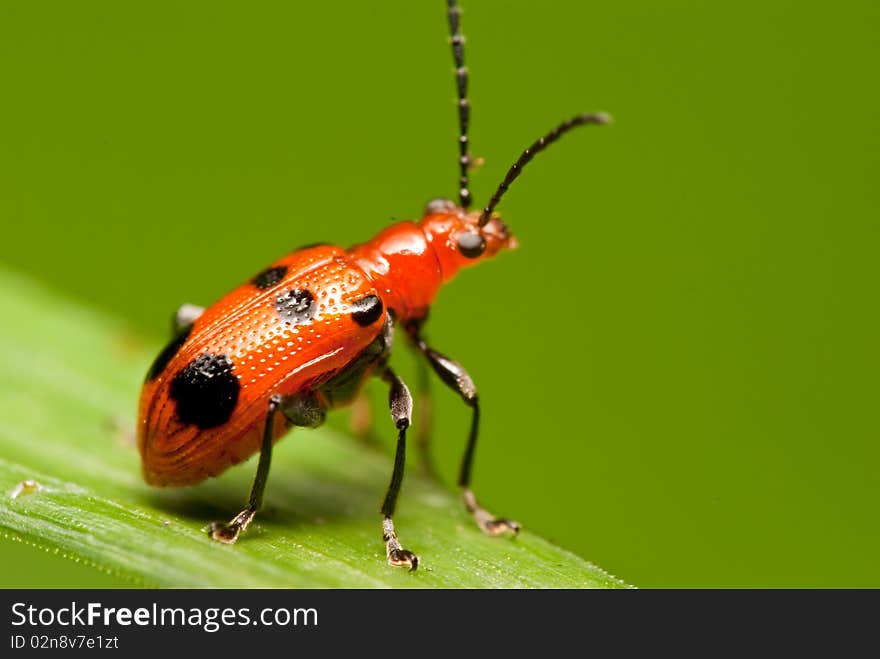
left=383, top=516, right=418, bottom=571
left=209, top=507, right=256, bottom=544
left=463, top=488, right=521, bottom=537
left=480, top=517, right=521, bottom=537
left=388, top=548, right=419, bottom=571
left=209, top=521, right=242, bottom=544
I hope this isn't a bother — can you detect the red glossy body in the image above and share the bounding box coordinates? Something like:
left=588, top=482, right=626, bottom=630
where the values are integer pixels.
left=138, top=209, right=513, bottom=486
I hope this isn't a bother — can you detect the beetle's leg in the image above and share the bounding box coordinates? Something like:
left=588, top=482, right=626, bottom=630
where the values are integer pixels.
left=172, top=303, right=204, bottom=335
left=279, top=391, right=326, bottom=429
left=209, top=394, right=281, bottom=543
left=209, top=392, right=324, bottom=543
left=380, top=366, right=418, bottom=571
left=409, top=331, right=520, bottom=537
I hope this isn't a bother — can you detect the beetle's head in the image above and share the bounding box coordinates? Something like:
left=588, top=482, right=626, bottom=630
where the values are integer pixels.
left=419, top=199, right=517, bottom=282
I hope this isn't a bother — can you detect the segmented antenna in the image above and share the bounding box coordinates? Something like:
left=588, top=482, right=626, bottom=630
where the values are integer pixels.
left=477, top=113, right=611, bottom=227
left=447, top=0, right=472, bottom=209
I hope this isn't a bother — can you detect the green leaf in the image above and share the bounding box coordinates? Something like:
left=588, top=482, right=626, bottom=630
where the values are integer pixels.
left=0, top=268, right=629, bottom=588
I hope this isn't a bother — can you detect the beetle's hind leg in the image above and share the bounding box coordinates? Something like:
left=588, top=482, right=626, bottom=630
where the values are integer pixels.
left=210, top=394, right=281, bottom=543
left=379, top=367, right=418, bottom=570
left=209, top=392, right=325, bottom=544
left=172, top=303, right=204, bottom=334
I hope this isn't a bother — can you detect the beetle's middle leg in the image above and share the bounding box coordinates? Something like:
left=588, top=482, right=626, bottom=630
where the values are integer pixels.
left=348, top=348, right=435, bottom=474
left=209, top=392, right=325, bottom=544
left=379, top=366, right=418, bottom=570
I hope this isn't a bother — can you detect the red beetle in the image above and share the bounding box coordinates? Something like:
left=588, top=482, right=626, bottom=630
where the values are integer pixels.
left=138, top=0, right=609, bottom=570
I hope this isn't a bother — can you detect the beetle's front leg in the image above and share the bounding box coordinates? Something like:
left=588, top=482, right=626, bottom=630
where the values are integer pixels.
left=379, top=366, right=418, bottom=570
left=408, top=328, right=520, bottom=537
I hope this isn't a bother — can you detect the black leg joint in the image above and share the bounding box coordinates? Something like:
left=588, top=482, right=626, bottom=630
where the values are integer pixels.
left=412, top=338, right=478, bottom=406
left=384, top=368, right=413, bottom=431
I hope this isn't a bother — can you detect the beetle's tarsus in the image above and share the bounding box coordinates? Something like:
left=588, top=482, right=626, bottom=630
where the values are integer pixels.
left=379, top=370, right=419, bottom=571
left=463, top=488, right=521, bottom=537
left=482, top=517, right=521, bottom=537
left=209, top=521, right=241, bottom=544
left=209, top=507, right=256, bottom=544
left=388, top=548, right=419, bottom=571
left=383, top=516, right=418, bottom=572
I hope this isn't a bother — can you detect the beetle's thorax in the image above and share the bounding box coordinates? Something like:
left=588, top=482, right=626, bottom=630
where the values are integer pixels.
left=348, top=221, right=441, bottom=322
left=348, top=206, right=515, bottom=322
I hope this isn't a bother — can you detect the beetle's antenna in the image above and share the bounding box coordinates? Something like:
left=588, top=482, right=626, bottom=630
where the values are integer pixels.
left=477, top=112, right=612, bottom=227
left=447, top=0, right=472, bottom=209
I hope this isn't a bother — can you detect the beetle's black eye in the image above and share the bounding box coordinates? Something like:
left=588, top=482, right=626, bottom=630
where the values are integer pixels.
left=457, top=232, right=486, bottom=258
left=424, top=198, right=456, bottom=215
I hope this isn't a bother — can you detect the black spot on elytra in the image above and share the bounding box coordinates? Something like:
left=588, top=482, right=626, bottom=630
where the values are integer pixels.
left=275, top=289, right=316, bottom=324
left=145, top=325, right=193, bottom=382
left=350, top=294, right=383, bottom=326
left=170, top=353, right=240, bottom=429
left=251, top=265, right=288, bottom=290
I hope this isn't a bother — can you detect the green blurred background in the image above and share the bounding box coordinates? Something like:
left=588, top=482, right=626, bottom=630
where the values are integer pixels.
left=1, top=0, right=877, bottom=587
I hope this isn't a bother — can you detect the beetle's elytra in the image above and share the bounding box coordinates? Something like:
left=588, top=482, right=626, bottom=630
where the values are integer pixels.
left=138, top=0, right=610, bottom=571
